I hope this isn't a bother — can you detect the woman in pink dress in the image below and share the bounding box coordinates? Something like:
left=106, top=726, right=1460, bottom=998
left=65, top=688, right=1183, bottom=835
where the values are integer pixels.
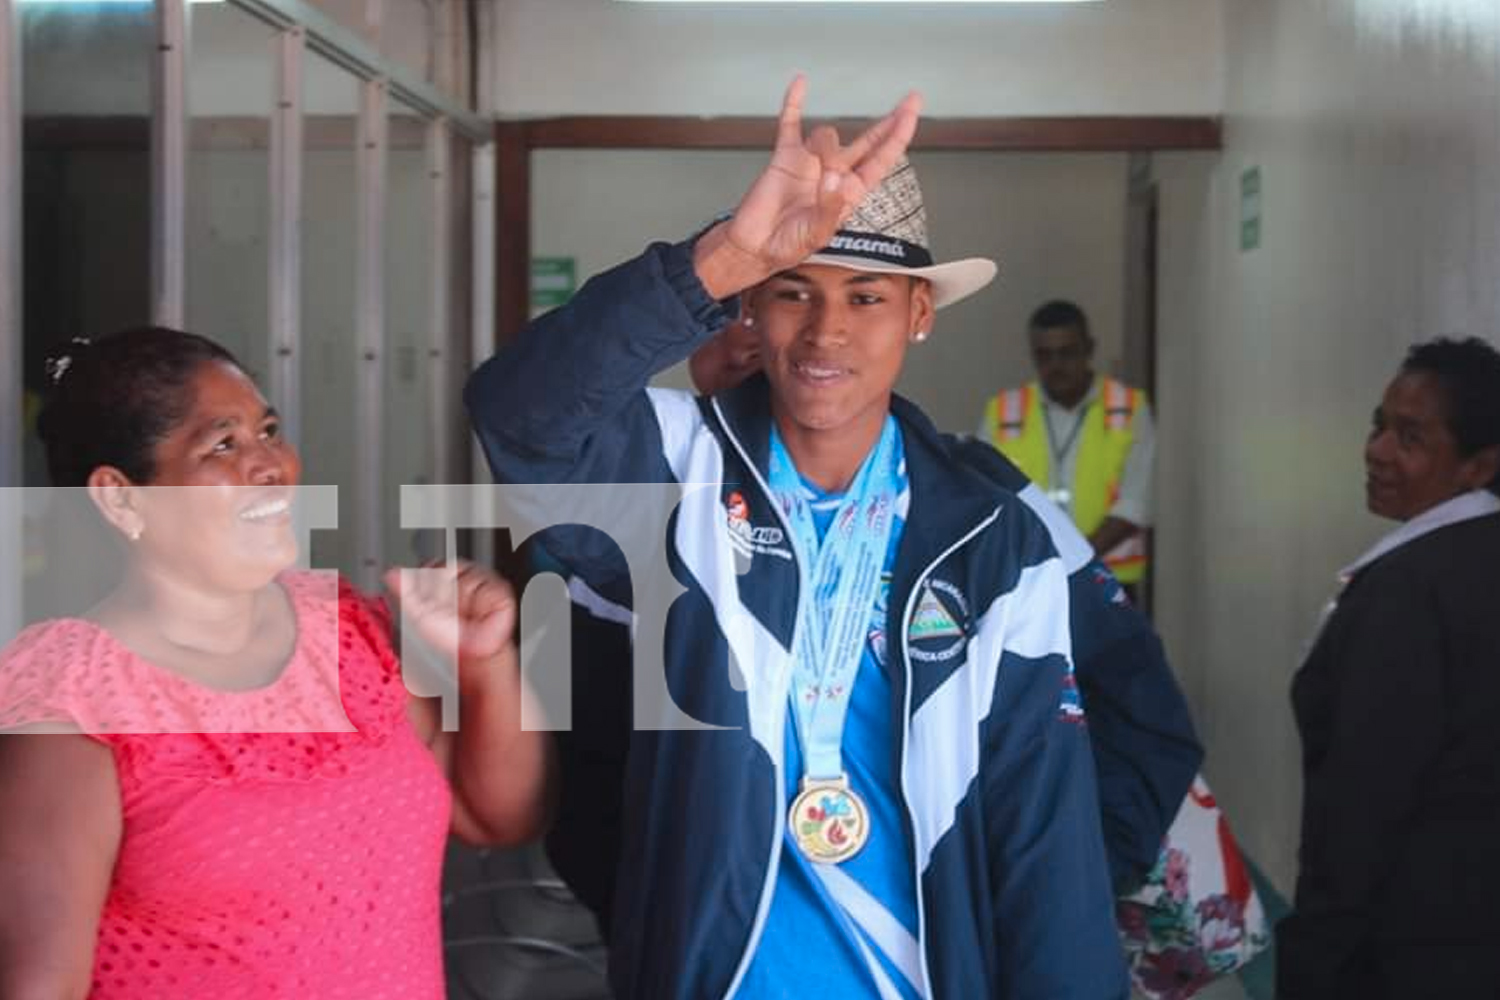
left=0, top=326, right=553, bottom=999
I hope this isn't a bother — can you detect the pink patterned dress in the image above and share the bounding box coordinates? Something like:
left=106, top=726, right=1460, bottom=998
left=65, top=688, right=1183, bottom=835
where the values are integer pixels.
left=0, top=572, right=453, bottom=999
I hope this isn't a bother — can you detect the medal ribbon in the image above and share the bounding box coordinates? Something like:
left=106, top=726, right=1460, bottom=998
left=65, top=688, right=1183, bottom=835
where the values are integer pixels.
left=768, top=417, right=904, bottom=782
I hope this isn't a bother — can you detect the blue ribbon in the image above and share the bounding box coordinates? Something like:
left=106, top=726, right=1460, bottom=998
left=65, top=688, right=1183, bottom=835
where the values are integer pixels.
left=768, top=417, right=905, bottom=782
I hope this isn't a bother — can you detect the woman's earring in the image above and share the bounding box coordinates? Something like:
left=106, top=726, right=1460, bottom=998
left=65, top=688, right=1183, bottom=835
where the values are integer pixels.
left=913, top=330, right=929, bottom=343
left=128, top=525, right=143, bottom=542
left=742, top=316, right=755, bottom=329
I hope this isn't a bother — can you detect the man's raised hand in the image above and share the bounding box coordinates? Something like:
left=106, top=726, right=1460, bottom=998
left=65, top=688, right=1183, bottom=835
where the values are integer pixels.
left=693, top=76, right=922, bottom=300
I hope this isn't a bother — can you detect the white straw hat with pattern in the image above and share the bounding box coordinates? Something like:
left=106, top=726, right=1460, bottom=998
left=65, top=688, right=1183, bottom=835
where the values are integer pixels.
left=801, top=158, right=998, bottom=310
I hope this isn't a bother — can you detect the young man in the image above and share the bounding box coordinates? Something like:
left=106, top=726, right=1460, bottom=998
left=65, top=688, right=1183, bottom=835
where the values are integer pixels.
left=469, top=79, right=1134, bottom=999
left=979, top=301, right=1156, bottom=600
left=541, top=319, right=1200, bottom=962
left=682, top=315, right=1199, bottom=896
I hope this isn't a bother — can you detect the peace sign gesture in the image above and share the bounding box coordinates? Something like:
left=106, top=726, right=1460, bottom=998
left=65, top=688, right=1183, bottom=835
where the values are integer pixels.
left=694, top=76, right=922, bottom=300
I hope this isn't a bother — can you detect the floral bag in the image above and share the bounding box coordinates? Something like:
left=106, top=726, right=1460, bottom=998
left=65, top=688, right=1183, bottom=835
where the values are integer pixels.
left=1117, top=777, right=1271, bottom=1000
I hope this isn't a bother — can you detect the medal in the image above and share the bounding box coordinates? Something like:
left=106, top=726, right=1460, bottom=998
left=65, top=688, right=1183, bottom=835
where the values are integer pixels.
left=769, top=418, right=905, bottom=869
left=789, top=775, right=870, bottom=864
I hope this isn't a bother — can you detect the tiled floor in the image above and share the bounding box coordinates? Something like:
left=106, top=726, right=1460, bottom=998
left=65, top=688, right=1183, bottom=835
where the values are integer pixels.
left=1192, top=975, right=1252, bottom=999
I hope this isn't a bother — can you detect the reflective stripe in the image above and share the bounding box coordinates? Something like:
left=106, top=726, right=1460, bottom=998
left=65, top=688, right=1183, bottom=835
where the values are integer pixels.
left=815, top=864, right=925, bottom=997
left=989, top=385, right=1049, bottom=488
left=1102, top=530, right=1147, bottom=570
left=1103, top=378, right=1133, bottom=431
left=997, top=386, right=1029, bottom=439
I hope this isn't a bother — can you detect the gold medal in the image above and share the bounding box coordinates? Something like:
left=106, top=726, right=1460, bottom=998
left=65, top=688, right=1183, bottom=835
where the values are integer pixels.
left=788, top=775, right=870, bottom=864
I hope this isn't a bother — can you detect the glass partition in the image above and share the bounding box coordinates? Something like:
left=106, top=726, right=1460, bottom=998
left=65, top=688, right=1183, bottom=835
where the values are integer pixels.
left=186, top=0, right=277, bottom=378
left=299, top=53, right=361, bottom=576
left=21, top=1, right=154, bottom=485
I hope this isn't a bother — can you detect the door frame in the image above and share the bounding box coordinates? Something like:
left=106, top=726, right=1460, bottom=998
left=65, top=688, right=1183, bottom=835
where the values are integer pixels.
left=492, top=114, right=1221, bottom=344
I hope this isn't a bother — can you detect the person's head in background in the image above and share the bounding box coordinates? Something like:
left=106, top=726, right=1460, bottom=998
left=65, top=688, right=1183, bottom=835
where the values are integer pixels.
left=690, top=317, right=762, bottom=396
left=1029, top=299, right=1095, bottom=410
left=37, top=326, right=302, bottom=597
left=1365, top=336, right=1500, bottom=521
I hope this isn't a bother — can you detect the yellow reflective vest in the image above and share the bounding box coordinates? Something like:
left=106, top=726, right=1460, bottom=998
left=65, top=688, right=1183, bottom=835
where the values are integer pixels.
left=981, top=378, right=1148, bottom=583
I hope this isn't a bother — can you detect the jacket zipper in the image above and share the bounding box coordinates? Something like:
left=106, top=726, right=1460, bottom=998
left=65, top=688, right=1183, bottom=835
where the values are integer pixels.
left=712, top=395, right=1006, bottom=1000
left=897, top=505, right=1004, bottom=1000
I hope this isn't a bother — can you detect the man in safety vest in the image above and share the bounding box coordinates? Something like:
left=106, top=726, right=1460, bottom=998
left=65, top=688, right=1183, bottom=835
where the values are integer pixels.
left=979, top=300, right=1155, bottom=601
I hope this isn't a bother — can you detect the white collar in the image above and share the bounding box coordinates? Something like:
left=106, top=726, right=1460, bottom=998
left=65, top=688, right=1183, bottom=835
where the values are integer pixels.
left=1040, top=376, right=1099, bottom=416
left=1341, top=489, right=1500, bottom=581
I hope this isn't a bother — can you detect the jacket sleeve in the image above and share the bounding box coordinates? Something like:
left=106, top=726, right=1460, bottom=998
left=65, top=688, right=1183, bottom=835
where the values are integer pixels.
left=955, top=438, right=1203, bottom=892
left=979, top=518, right=1129, bottom=999
left=464, top=238, right=734, bottom=588
left=1067, top=560, right=1202, bottom=893
left=1276, top=564, right=1447, bottom=999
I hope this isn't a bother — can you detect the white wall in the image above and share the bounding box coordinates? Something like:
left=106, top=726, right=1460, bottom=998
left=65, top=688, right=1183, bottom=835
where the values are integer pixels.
left=531, top=148, right=1129, bottom=434
left=1152, top=0, right=1500, bottom=892
left=491, top=0, right=1224, bottom=117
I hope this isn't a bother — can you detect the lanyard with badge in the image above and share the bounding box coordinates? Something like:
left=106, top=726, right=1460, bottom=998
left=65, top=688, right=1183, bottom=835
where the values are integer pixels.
left=768, top=417, right=903, bottom=865
left=1043, top=403, right=1086, bottom=513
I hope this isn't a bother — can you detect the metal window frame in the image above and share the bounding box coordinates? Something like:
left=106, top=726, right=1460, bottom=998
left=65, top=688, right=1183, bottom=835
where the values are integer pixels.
left=220, top=0, right=488, bottom=581
left=468, top=0, right=497, bottom=568
left=1, top=0, right=20, bottom=492
left=152, top=0, right=189, bottom=327
left=268, top=24, right=305, bottom=443
left=1, top=0, right=21, bottom=640
left=228, top=0, right=489, bottom=142
left=470, top=140, right=496, bottom=488
left=427, top=116, right=452, bottom=488
left=468, top=140, right=495, bottom=566
left=3, top=0, right=491, bottom=594
left=354, top=75, right=388, bottom=589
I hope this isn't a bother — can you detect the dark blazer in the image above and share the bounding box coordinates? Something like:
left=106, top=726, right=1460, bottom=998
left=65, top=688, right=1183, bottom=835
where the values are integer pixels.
left=1277, top=510, right=1500, bottom=1000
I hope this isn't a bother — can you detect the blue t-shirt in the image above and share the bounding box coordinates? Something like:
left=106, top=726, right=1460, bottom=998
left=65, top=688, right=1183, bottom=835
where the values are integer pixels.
left=737, top=473, right=920, bottom=1000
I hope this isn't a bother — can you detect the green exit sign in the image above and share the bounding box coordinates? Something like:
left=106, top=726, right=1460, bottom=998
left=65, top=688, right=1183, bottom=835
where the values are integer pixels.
left=531, top=257, right=576, bottom=312
left=1240, top=167, right=1262, bottom=252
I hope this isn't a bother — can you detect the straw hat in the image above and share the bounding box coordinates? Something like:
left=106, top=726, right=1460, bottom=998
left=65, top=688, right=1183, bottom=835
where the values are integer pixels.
left=801, top=158, right=998, bottom=309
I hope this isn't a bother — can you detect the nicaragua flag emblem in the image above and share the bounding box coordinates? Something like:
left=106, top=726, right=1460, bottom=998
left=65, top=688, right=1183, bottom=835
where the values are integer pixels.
left=909, top=583, right=964, bottom=641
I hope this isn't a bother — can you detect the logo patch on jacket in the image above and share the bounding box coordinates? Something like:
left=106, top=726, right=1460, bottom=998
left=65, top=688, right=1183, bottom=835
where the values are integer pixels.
left=1091, top=563, right=1129, bottom=606
left=907, top=579, right=970, bottom=663
left=1058, top=671, right=1086, bottom=726
left=724, top=489, right=791, bottom=564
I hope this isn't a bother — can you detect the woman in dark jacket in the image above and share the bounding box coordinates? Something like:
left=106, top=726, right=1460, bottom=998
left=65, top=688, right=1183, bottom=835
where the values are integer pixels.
left=1277, top=337, right=1500, bottom=999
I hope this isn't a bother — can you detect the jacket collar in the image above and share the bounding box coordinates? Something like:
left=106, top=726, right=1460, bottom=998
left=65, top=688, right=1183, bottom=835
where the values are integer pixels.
left=711, top=375, right=1008, bottom=584
left=1342, top=489, right=1500, bottom=581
